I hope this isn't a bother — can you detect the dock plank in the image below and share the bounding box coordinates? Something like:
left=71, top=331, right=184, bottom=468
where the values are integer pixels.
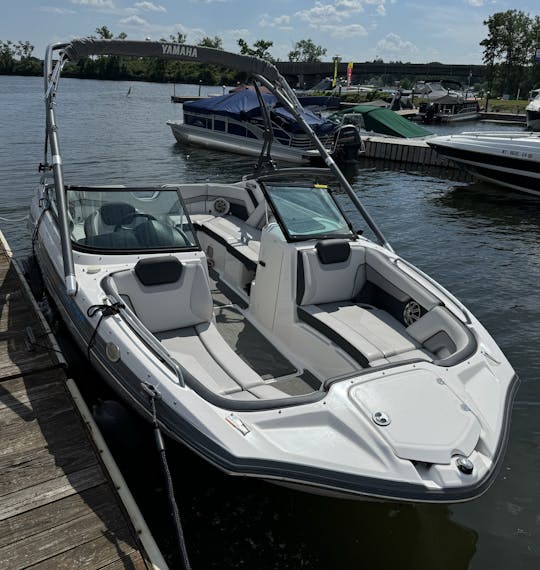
left=0, top=484, right=115, bottom=549
left=0, top=227, right=157, bottom=568
left=0, top=431, right=96, bottom=496
left=0, top=464, right=107, bottom=521
left=0, top=369, right=68, bottom=420
left=27, top=532, right=145, bottom=570
left=0, top=504, right=138, bottom=570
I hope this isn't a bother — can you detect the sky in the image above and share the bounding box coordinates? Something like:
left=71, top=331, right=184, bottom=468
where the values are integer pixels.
left=2, top=0, right=539, bottom=65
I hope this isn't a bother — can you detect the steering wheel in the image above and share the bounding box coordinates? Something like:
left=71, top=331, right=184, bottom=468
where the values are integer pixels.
left=174, top=224, right=191, bottom=244
left=114, top=212, right=156, bottom=231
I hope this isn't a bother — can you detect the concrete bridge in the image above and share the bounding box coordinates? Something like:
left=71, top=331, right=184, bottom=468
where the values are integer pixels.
left=274, top=61, right=487, bottom=89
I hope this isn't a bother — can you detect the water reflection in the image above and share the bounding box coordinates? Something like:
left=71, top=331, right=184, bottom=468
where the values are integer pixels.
left=103, top=398, right=479, bottom=569
left=434, top=183, right=540, bottom=231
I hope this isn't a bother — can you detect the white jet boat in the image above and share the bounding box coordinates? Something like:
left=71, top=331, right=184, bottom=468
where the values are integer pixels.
left=30, top=39, right=518, bottom=502
left=427, top=131, right=540, bottom=196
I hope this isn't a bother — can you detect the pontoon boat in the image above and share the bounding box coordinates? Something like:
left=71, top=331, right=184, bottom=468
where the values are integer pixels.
left=167, top=88, right=361, bottom=163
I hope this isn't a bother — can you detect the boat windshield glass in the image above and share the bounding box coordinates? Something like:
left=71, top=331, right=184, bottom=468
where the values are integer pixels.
left=264, top=184, right=353, bottom=241
left=66, top=187, right=198, bottom=252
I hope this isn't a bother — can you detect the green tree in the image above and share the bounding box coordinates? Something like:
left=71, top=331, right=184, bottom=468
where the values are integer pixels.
left=14, top=40, right=34, bottom=59
left=198, top=36, right=223, bottom=49
left=0, top=40, right=15, bottom=72
left=168, top=32, right=186, bottom=44
left=237, top=38, right=274, bottom=61
left=95, top=26, right=114, bottom=39
left=288, top=39, right=326, bottom=63
left=480, top=10, right=535, bottom=97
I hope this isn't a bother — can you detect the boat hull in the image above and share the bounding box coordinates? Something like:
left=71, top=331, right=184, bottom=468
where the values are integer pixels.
left=526, top=109, right=540, bottom=131
left=31, top=225, right=517, bottom=504
left=168, top=121, right=312, bottom=164
left=428, top=132, right=540, bottom=196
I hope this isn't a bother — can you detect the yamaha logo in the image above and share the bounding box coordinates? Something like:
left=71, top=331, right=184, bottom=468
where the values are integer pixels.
left=161, top=44, right=198, bottom=58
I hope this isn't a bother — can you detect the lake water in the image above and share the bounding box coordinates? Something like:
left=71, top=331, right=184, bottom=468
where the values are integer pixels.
left=1, top=75, right=539, bottom=569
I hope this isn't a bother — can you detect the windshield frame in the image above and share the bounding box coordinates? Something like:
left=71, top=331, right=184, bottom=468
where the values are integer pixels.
left=66, top=185, right=201, bottom=255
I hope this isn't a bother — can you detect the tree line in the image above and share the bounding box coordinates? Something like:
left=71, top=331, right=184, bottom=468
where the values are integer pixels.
left=0, top=26, right=327, bottom=84
left=1, top=13, right=539, bottom=97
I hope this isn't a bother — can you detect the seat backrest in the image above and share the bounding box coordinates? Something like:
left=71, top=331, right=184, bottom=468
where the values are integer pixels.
left=110, top=256, right=213, bottom=333
left=297, top=240, right=366, bottom=306
left=85, top=202, right=135, bottom=238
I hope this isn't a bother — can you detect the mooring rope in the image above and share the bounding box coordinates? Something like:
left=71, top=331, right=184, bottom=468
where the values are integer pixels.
left=86, top=303, right=124, bottom=362
left=31, top=206, right=49, bottom=258
left=142, top=382, right=192, bottom=570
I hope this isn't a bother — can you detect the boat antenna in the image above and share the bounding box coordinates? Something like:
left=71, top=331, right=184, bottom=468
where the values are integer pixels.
left=252, top=80, right=277, bottom=175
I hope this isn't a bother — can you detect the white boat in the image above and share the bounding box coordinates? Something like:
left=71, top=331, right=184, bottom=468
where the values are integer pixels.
left=30, top=39, right=517, bottom=503
left=427, top=131, right=540, bottom=196
left=167, top=89, right=361, bottom=164
left=526, top=89, right=540, bottom=131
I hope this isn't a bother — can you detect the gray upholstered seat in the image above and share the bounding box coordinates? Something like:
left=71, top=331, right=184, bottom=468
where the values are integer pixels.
left=107, top=256, right=285, bottom=398
left=84, top=202, right=136, bottom=238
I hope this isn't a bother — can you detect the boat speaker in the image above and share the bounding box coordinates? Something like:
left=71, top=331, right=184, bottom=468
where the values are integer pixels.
left=212, top=197, right=230, bottom=216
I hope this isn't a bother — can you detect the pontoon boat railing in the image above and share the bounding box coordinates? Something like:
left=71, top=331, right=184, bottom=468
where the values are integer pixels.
left=42, top=39, right=391, bottom=296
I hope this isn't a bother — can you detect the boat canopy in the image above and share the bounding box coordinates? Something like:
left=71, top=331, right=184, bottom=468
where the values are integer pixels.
left=61, top=39, right=282, bottom=83
left=333, top=105, right=431, bottom=138
left=183, top=90, right=337, bottom=135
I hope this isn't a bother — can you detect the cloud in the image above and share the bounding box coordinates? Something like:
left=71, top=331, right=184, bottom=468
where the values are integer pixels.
left=364, top=0, right=387, bottom=16
left=296, top=1, right=360, bottom=25
left=119, top=14, right=149, bottom=26
left=295, top=0, right=387, bottom=26
left=259, top=14, right=292, bottom=30
left=465, top=0, right=486, bottom=5
left=376, top=33, right=419, bottom=58
left=41, top=6, right=76, bottom=14
left=320, top=23, right=368, bottom=37
left=133, top=1, right=166, bottom=12
left=70, top=0, right=115, bottom=7
left=223, top=28, right=250, bottom=38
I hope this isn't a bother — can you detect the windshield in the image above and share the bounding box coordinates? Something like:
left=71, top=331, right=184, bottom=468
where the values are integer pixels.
left=264, top=184, right=353, bottom=241
left=67, top=187, right=198, bottom=252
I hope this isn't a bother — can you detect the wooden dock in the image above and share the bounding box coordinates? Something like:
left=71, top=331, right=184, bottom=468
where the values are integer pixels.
left=480, top=111, right=527, bottom=125
left=361, top=135, right=453, bottom=168
left=0, top=234, right=166, bottom=569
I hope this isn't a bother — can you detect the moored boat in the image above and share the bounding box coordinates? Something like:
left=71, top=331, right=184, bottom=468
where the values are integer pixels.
left=167, top=88, right=361, bottom=163
left=329, top=104, right=432, bottom=139
left=526, top=89, right=540, bottom=131
left=412, top=81, right=480, bottom=123
left=427, top=131, right=540, bottom=196
left=30, top=38, right=517, bottom=503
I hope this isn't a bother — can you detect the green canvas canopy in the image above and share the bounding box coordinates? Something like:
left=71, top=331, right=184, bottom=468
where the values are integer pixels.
left=333, top=105, right=431, bottom=138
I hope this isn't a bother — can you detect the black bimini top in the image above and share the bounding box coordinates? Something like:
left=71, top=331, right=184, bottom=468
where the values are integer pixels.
left=61, top=39, right=282, bottom=84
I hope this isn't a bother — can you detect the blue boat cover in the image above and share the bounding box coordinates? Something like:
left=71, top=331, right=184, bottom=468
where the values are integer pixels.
left=183, top=90, right=336, bottom=135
